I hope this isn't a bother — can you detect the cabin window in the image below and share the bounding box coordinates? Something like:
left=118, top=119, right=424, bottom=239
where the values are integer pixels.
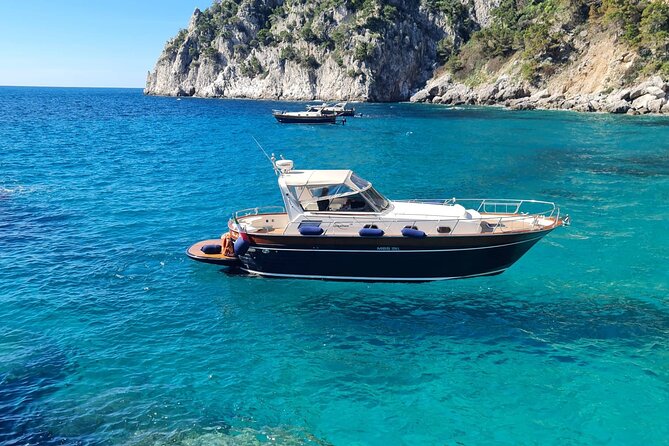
left=363, top=187, right=390, bottom=211
left=350, top=174, right=390, bottom=211
left=309, top=184, right=354, bottom=199
left=350, top=173, right=369, bottom=189
left=326, top=192, right=375, bottom=212
left=288, top=177, right=389, bottom=213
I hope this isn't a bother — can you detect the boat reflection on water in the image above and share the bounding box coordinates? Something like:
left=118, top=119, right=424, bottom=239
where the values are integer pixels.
left=187, top=158, right=568, bottom=282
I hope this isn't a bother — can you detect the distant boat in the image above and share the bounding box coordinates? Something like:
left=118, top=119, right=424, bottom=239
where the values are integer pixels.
left=272, top=109, right=337, bottom=124
left=306, top=102, right=355, bottom=116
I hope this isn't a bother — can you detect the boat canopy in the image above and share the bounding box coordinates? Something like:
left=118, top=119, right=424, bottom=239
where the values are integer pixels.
left=283, top=169, right=352, bottom=187
left=280, top=169, right=390, bottom=213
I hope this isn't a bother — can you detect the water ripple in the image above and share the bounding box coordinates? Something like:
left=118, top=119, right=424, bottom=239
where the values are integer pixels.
left=0, top=88, right=667, bottom=445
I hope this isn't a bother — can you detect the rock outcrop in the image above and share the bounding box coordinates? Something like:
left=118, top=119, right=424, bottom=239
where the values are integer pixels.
left=145, top=1, right=471, bottom=102
left=146, top=0, right=669, bottom=114
left=411, top=71, right=669, bottom=115
left=410, top=27, right=669, bottom=115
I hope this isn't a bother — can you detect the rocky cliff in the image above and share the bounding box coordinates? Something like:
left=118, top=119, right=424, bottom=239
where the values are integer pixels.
left=145, top=0, right=492, bottom=101
left=409, top=0, right=669, bottom=114
left=146, top=0, right=669, bottom=113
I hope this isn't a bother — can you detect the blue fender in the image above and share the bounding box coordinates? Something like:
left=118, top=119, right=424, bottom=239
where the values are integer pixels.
left=359, top=227, right=384, bottom=237
left=233, top=236, right=250, bottom=256
left=299, top=225, right=324, bottom=236
left=401, top=227, right=426, bottom=238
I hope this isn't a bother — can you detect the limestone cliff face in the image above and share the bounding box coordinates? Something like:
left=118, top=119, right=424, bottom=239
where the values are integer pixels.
left=408, top=0, right=669, bottom=114
left=410, top=28, right=669, bottom=115
left=145, top=0, right=474, bottom=101
left=147, top=0, right=669, bottom=113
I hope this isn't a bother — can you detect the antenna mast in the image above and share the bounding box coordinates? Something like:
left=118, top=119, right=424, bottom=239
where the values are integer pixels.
left=251, top=136, right=279, bottom=175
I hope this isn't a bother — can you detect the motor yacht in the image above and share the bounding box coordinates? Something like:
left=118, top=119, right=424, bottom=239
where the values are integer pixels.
left=272, top=109, right=336, bottom=124
left=187, top=159, right=568, bottom=281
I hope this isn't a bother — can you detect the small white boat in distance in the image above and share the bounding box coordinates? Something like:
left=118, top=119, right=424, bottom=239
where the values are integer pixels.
left=306, top=102, right=355, bottom=116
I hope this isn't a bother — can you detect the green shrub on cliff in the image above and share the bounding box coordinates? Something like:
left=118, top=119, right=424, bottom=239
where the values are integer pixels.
left=240, top=56, right=264, bottom=77
left=427, top=0, right=474, bottom=36
left=302, top=54, right=321, bottom=69
left=279, top=45, right=298, bottom=62
left=257, top=28, right=275, bottom=46
left=166, top=29, right=188, bottom=54
left=300, top=24, right=319, bottom=43
left=445, top=0, right=668, bottom=83
left=639, top=1, right=669, bottom=57
left=382, top=4, right=398, bottom=21
left=354, top=42, right=374, bottom=61
left=599, top=0, right=669, bottom=75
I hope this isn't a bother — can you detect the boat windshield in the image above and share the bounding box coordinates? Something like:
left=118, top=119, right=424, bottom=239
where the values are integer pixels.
left=350, top=173, right=369, bottom=189
left=351, top=173, right=390, bottom=211
left=289, top=172, right=390, bottom=213
left=363, top=186, right=391, bottom=211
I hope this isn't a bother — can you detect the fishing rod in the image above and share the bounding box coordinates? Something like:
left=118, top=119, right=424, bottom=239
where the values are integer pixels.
left=251, top=135, right=281, bottom=175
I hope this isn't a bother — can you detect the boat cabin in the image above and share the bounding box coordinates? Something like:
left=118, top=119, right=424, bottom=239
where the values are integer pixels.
left=278, top=168, right=390, bottom=219
left=230, top=160, right=560, bottom=238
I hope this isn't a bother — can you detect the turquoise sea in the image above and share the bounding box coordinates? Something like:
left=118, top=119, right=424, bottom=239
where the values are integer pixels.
left=1, top=87, right=668, bottom=445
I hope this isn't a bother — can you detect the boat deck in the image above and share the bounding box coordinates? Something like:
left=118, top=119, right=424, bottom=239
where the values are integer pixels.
left=186, top=239, right=239, bottom=265
left=232, top=212, right=561, bottom=237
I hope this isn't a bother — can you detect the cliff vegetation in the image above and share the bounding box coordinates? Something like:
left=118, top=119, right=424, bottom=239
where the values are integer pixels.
left=446, top=0, right=669, bottom=84
left=146, top=0, right=669, bottom=113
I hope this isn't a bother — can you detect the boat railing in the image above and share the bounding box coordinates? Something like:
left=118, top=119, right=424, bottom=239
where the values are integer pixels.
left=234, top=206, right=286, bottom=220
left=230, top=200, right=561, bottom=236
left=395, top=198, right=557, bottom=218
left=313, top=199, right=560, bottom=236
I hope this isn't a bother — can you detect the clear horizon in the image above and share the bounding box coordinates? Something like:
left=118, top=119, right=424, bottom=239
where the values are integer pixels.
left=0, top=1, right=203, bottom=88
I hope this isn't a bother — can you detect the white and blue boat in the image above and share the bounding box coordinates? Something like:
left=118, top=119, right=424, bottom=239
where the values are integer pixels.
left=187, top=158, right=568, bottom=281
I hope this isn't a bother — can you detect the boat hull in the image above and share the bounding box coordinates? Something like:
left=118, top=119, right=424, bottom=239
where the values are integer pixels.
left=226, top=229, right=553, bottom=282
left=273, top=114, right=336, bottom=124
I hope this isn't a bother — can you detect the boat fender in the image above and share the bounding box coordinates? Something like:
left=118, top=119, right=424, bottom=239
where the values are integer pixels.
left=299, top=225, right=324, bottom=236
left=233, top=237, right=250, bottom=256
left=401, top=226, right=426, bottom=238
left=359, top=225, right=384, bottom=237
left=201, top=244, right=222, bottom=255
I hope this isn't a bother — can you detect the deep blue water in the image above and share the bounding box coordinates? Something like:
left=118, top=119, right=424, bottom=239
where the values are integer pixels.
left=1, top=87, right=668, bottom=445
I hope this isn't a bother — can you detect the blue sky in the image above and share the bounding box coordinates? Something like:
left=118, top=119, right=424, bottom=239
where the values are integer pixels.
left=0, top=1, right=203, bottom=88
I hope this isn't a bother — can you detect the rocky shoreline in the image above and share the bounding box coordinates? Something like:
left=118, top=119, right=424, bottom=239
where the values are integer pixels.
left=147, top=2, right=669, bottom=116
left=410, top=74, right=669, bottom=115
